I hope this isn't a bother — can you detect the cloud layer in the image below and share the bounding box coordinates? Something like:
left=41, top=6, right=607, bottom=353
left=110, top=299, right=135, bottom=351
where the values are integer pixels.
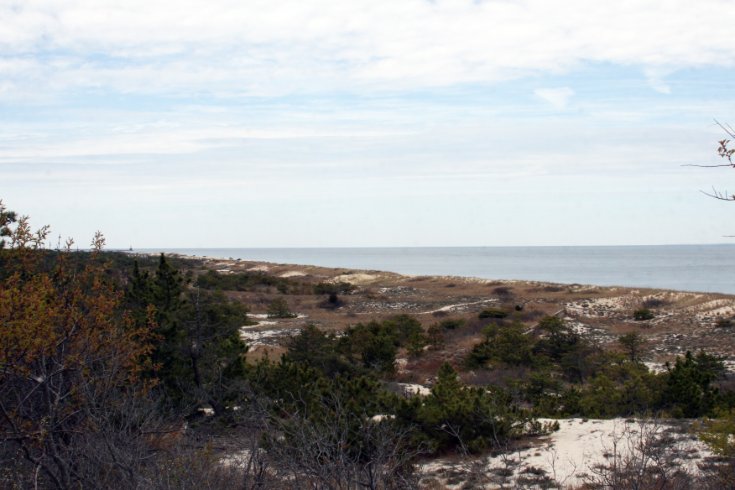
left=2, top=1, right=735, bottom=97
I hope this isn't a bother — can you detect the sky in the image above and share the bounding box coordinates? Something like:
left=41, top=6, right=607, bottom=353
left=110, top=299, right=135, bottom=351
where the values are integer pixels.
left=3, top=0, right=735, bottom=248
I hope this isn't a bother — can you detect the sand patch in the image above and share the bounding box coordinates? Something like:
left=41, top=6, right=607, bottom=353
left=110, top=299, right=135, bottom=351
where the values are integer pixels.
left=422, top=418, right=710, bottom=489
left=395, top=383, right=431, bottom=396
left=566, top=296, right=632, bottom=318
left=247, top=265, right=270, bottom=272
left=239, top=325, right=299, bottom=347
left=643, top=361, right=668, bottom=374
left=686, top=298, right=735, bottom=312
left=332, top=273, right=378, bottom=285
left=418, top=299, right=498, bottom=315
left=280, top=270, right=306, bottom=278
left=688, top=299, right=735, bottom=323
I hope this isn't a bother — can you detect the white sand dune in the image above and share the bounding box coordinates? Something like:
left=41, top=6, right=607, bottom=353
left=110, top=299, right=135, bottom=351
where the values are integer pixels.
left=422, top=418, right=711, bottom=489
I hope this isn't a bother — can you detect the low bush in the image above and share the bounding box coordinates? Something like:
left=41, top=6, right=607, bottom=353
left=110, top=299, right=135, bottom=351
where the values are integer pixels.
left=478, top=308, right=508, bottom=319
left=633, top=308, right=654, bottom=321
left=439, top=318, right=465, bottom=330
left=267, top=298, right=297, bottom=318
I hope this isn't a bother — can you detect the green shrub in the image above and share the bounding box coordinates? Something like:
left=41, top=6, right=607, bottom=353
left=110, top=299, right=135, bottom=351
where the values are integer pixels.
left=439, top=318, right=465, bottom=330
left=716, top=317, right=734, bottom=329
left=492, top=286, right=513, bottom=297
left=340, top=321, right=398, bottom=373
left=478, top=308, right=508, bottom=319
left=196, top=269, right=298, bottom=293
left=313, top=281, right=355, bottom=295
left=396, top=363, right=522, bottom=454
left=467, top=322, right=534, bottom=368
left=267, top=298, right=297, bottom=318
left=633, top=308, right=654, bottom=321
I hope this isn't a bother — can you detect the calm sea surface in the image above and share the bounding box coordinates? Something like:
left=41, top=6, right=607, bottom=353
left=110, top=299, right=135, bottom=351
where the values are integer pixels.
left=137, top=246, right=735, bottom=295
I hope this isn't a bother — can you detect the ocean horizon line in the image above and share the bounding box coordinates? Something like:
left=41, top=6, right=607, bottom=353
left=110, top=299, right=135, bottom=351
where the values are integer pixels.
left=130, top=243, right=735, bottom=251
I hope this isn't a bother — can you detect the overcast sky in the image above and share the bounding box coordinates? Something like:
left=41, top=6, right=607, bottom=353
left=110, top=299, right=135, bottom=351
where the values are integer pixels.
left=3, top=0, right=735, bottom=248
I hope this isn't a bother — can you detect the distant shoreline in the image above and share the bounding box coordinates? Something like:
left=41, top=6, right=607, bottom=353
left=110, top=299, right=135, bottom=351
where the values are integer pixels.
left=126, top=249, right=735, bottom=378
left=131, top=245, right=735, bottom=295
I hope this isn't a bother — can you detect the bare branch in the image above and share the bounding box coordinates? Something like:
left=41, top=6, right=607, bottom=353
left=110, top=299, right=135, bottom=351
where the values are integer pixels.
left=700, top=188, right=735, bottom=201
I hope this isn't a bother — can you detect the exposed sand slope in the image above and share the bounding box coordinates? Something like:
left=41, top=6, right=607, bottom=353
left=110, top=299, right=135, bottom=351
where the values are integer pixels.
left=421, top=418, right=711, bottom=489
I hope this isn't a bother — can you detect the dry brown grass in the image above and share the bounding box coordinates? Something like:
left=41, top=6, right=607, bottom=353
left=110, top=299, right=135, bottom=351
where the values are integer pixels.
left=184, top=256, right=735, bottom=378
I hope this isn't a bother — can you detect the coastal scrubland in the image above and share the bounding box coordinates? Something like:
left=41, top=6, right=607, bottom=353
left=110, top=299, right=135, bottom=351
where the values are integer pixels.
left=2, top=202, right=735, bottom=489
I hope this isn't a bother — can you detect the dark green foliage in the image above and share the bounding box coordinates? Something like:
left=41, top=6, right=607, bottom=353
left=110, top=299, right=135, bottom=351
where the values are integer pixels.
left=467, top=321, right=534, bottom=368
left=267, top=297, right=297, bottom=318
left=427, top=323, right=445, bottom=349
left=153, top=253, right=185, bottom=311
left=529, top=349, right=729, bottom=418
left=642, top=298, right=667, bottom=309
left=527, top=316, right=603, bottom=383
left=249, top=359, right=418, bottom=486
left=524, top=348, right=734, bottom=419
left=314, top=282, right=356, bottom=308
left=126, top=254, right=250, bottom=414
left=618, top=332, right=645, bottom=362
left=248, top=359, right=395, bottom=436
left=532, top=316, right=592, bottom=383
left=386, top=314, right=427, bottom=357
left=716, top=317, right=734, bottom=328
left=385, top=314, right=424, bottom=344
left=557, top=341, right=602, bottom=384
left=253, top=354, right=528, bottom=458
left=339, top=315, right=429, bottom=369
left=427, top=319, right=462, bottom=350
left=195, top=269, right=302, bottom=293
left=633, top=308, right=655, bottom=321
left=578, top=361, right=663, bottom=417
left=341, top=321, right=399, bottom=373
left=248, top=359, right=323, bottom=409
left=319, top=291, right=344, bottom=308
left=492, top=286, right=513, bottom=298
left=457, top=315, right=707, bottom=418
left=284, top=325, right=354, bottom=377
left=663, top=351, right=725, bottom=417
left=396, top=363, right=521, bottom=454
left=438, top=318, right=465, bottom=330
left=182, top=288, right=250, bottom=414
left=478, top=307, right=508, bottom=319
left=465, top=316, right=605, bottom=395
left=285, top=316, right=428, bottom=376
left=130, top=254, right=188, bottom=397
left=524, top=370, right=566, bottom=414
left=0, top=201, right=17, bottom=249
left=313, top=281, right=356, bottom=295
left=533, top=316, right=578, bottom=358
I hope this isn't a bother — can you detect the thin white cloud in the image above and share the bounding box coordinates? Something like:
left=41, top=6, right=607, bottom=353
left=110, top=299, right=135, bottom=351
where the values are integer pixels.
left=534, top=87, right=575, bottom=110
left=0, top=125, right=412, bottom=162
left=644, top=67, right=673, bottom=94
